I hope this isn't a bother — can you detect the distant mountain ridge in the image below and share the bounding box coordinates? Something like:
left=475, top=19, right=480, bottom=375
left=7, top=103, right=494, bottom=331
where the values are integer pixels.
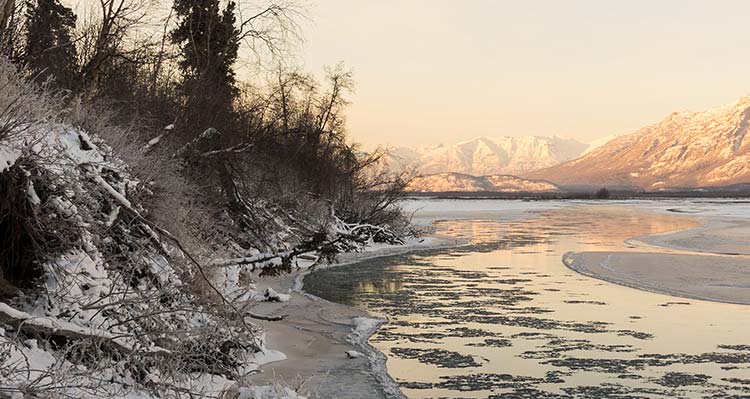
left=527, top=96, right=750, bottom=189
left=388, top=136, right=590, bottom=176
left=406, top=172, right=559, bottom=193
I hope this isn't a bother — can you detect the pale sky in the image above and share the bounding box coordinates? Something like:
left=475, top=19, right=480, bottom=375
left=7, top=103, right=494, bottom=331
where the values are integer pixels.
left=299, top=0, right=750, bottom=147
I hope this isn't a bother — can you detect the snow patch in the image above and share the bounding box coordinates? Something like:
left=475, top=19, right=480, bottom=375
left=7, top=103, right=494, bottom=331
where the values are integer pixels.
left=0, top=143, right=22, bottom=172
left=237, top=386, right=307, bottom=399
left=262, top=287, right=290, bottom=303
left=347, top=316, right=384, bottom=344
left=245, top=348, right=287, bottom=371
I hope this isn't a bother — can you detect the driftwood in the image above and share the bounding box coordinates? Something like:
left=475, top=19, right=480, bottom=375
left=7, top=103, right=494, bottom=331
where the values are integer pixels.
left=210, top=223, right=403, bottom=269
left=0, top=302, right=140, bottom=355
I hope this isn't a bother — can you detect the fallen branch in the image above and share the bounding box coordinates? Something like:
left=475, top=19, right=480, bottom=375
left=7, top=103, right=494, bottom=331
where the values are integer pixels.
left=0, top=302, right=137, bottom=355
left=244, top=312, right=285, bottom=321
left=209, top=250, right=295, bottom=268
left=89, top=169, right=281, bottom=324
left=141, top=133, right=164, bottom=153
left=200, top=142, right=254, bottom=158
left=212, top=221, right=404, bottom=269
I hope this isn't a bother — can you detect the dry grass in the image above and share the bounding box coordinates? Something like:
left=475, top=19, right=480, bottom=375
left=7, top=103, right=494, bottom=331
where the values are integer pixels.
left=0, top=57, right=60, bottom=143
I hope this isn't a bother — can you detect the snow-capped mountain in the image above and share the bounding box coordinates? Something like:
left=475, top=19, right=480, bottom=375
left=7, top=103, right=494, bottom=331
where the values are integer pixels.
left=406, top=172, right=559, bottom=193
left=527, top=96, right=750, bottom=189
left=387, top=136, right=590, bottom=176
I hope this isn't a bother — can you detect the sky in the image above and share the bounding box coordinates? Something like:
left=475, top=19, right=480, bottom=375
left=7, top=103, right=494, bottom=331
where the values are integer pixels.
left=299, top=0, right=750, bottom=148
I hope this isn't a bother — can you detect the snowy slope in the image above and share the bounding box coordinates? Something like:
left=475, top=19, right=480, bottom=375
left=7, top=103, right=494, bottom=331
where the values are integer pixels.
left=387, top=136, right=590, bottom=176
left=0, top=116, right=317, bottom=397
left=527, top=96, right=750, bottom=189
left=580, top=134, right=619, bottom=156
left=406, top=172, right=559, bottom=193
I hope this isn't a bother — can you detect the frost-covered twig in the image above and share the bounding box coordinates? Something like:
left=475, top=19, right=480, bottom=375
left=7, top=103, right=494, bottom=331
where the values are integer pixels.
left=140, top=133, right=164, bottom=153
left=200, top=142, right=254, bottom=158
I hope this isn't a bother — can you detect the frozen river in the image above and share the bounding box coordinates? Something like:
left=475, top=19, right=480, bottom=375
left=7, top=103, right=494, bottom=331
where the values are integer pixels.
left=305, top=199, right=750, bottom=398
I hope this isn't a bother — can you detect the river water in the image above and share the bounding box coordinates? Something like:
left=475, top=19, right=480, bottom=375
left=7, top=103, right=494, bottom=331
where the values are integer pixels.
left=304, top=200, right=750, bottom=398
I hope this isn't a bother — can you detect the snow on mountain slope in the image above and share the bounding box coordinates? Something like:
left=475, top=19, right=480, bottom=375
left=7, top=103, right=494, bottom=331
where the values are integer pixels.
left=580, top=134, right=619, bottom=156
left=387, top=136, right=589, bottom=176
left=406, top=172, right=559, bottom=193
left=527, top=96, right=750, bottom=189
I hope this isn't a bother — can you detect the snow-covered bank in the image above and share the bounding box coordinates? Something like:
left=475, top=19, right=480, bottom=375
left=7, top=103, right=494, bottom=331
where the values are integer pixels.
left=246, top=199, right=578, bottom=398
left=629, top=219, right=750, bottom=256
left=0, top=58, right=409, bottom=398
left=0, top=132, right=406, bottom=398
left=241, top=271, right=389, bottom=398
left=563, top=200, right=750, bottom=305
left=250, top=198, right=750, bottom=397
left=0, top=121, right=308, bottom=397
left=245, top=234, right=464, bottom=399
left=564, top=250, right=750, bottom=305
left=629, top=199, right=750, bottom=256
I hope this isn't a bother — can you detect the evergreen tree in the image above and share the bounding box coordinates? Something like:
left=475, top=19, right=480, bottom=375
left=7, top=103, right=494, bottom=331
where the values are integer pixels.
left=24, top=0, right=77, bottom=88
left=171, top=0, right=239, bottom=132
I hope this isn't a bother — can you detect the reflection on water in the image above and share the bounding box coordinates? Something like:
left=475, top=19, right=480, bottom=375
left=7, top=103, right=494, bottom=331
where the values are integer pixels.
left=304, top=205, right=750, bottom=398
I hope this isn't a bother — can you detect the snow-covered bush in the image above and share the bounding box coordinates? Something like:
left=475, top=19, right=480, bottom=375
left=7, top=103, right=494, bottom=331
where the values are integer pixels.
left=0, top=58, right=59, bottom=144
left=0, top=58, right=68, bottom=293
left=0, top=59, right=267, bottom=398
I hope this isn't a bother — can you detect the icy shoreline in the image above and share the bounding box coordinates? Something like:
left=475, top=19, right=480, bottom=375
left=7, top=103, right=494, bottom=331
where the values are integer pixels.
left=563, top=204, right=750, bottom=305
left=310, top=234, right=468, bottom=399
left=245, top=234, right=465, bottom=398
left=250, top=199, right=571, bottom=397
left=247, top=198, right=750, bottom=397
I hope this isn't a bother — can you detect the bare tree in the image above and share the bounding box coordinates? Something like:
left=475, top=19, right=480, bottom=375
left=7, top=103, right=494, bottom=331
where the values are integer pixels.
left=76, top=0, right=151, bottom=91
left=0, top=0, right=24, bottom=60
left=234, top=0, right=303, bottom=61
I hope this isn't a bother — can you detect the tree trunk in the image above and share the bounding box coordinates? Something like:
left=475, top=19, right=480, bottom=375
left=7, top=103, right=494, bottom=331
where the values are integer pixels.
left=0, top=0, right=13, bottom=31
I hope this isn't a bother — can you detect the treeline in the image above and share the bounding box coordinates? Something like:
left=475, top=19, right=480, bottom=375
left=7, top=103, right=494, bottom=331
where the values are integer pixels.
left=406, top=187, right=750, bottom=200
left=0, top=0, right=410, bottom=261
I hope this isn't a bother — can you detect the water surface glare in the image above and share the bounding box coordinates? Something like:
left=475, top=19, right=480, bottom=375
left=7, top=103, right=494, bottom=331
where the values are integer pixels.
left=304, top=205, right=750, bottom=398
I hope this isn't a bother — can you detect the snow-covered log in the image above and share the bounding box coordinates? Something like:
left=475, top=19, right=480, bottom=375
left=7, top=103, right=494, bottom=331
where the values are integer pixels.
left=210, top=220, right=404, bottom=270
left=0, top=302, right=139, bottom=355
left=200, top=142, right=253, bottom=158
left=141, top=133, right=164, bottom=153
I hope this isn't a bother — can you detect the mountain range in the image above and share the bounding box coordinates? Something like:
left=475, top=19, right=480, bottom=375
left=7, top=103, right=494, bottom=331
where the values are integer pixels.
left=402, top=95, right=750, bottom=192
left=527, top=96, right=750, bottom=189
left=387, top=136, right=591, bottom=177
